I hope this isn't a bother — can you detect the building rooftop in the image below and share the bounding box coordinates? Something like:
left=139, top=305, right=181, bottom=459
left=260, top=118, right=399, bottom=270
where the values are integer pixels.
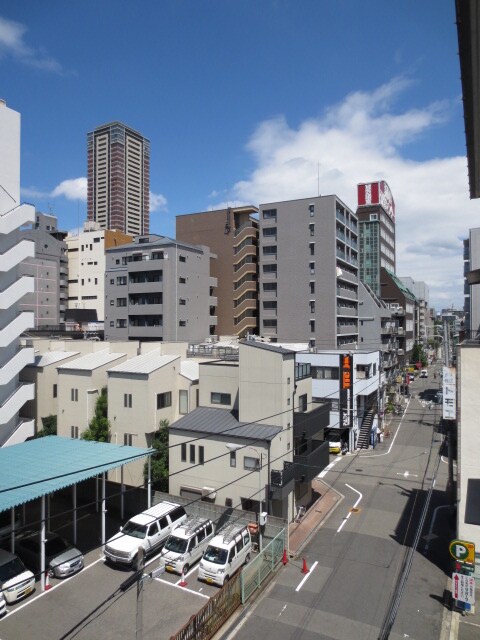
left=108, top=351, right=179, bottom=375
left=180, top=360, right=199, bottom=381
left=170, top=406, right=282, bottom=442
left=32, top=351, right=80, bottom=368
left=57, top=350, right=126, bottom=372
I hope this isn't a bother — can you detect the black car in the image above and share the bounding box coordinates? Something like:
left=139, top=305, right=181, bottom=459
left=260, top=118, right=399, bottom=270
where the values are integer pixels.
left=15, top=532, right=84, bottom=579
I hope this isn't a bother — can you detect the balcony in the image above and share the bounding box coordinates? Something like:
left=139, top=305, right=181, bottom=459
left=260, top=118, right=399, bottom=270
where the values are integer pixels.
left=337, top=306, right=357, bottom=317
left=4, top=418, right=35, bottom=446
left=0, top=276, right=34, bottom=309
left=129, top=326, right=163, bottom=339
left=336, top=269, right=357, bottom=285
left=0, top=203, right=35, bottom=235
left=270, top=463, right=295, bottom=501
left=128, top=303, right=163, bottom=315
left=293, top=441, right=329, bottom=483
left=209, top=276, right=218, bottom=288
left=0, top=240, right=35, bottom=273
left=337, top=286, right=357, bottom=301
left=0, top=382, right=35, bottom=424
left=397, top=327, right=405, bottom=336
left=0, top=347, right=34, bottom=384
left=0, top=312, right=34, bottom=347
left=337, top=323, right=358, bottom=335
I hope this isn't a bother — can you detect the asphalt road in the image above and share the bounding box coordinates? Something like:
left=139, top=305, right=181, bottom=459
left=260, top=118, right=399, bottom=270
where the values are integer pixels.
left=221, top=371, right=453, bottom=640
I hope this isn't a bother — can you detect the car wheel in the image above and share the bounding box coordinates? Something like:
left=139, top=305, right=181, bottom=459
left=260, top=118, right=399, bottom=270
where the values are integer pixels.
left=223, top=575, right=229, bottom=584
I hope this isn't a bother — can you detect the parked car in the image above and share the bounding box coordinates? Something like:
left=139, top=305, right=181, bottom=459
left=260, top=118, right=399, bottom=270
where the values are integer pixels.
left=329, top=441, right=342, bottom=454
left=0, top=549, right=35, bottom=604
left=159, top=517, right=215, bottom=575
left=15, top=532, right=84, bottom=579
left=198, top=524, right=251, bottom=587
left=408, top=373, right=415, bottom=382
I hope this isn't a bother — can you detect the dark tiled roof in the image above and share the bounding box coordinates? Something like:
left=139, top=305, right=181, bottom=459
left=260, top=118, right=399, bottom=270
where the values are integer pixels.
left=170, top=407, right=282, bottom=442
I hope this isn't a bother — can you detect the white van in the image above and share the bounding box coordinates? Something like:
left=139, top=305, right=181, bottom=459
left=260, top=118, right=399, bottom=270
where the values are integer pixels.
left=0, top=549, right=35, bottom=604
left=198, top=523, right=251, bottom=586
left=104, top=501, right=187, bottom=567
left=420, top=369, right=428, bottom=378
left=159, top=516, right=215, bottom=575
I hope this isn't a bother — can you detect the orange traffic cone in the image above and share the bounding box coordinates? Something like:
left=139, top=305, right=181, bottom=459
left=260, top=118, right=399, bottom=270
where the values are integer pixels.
left=282, top=549, right=288, bottom=566
left=45, top=571, right=52, bottom=591
left=179, top=567, right=188, bottom=587
left=301, top=558, right=309, bottom=574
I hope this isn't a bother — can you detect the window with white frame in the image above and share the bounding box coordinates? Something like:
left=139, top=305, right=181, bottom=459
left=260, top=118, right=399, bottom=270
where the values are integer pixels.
left=124, top=393, right=132, bottom=408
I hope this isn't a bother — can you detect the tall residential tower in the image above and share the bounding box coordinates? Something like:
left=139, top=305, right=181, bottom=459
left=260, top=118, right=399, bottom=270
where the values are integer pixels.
left=87, top=122, right=150, bottom=235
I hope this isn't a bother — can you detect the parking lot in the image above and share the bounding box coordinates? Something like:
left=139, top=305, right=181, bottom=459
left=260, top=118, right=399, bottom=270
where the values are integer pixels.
left=0, top=543, right=220, bottom=639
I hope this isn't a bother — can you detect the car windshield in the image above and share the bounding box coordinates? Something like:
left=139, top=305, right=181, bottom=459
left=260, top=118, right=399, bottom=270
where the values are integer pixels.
left=164, top=536, right=188, bottom=554
left=122, top=522, right=147, bottom=539
left=203, top=545, right=228, bottom=565
left=45, top=537, right=70, bottom=556
left=0, top=557, right=27, bottom=583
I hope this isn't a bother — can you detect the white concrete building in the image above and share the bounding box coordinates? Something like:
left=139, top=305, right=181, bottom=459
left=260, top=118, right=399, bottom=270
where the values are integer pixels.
left=66, top=222, right=132, bottom=322
left=0, top=100, right=35, bottom=445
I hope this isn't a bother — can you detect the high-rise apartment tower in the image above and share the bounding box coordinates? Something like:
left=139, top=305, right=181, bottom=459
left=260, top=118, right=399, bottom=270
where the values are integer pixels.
left=87, top=122, right=150, bottom=235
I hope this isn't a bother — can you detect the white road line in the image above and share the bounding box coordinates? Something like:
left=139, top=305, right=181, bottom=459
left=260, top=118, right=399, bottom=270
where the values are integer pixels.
left=364, top=399, right=411, bottom=458
left=318, top=455, right=342, bottom=478
left=295, top=560, right=318, bottom=592
left=337, top=484, right=363, bottom=533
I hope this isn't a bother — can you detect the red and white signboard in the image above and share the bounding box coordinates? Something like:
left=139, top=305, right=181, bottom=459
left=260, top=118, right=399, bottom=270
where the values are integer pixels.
left=357, top=181, right=395, bottom=221
left=452, top=572, right=475, bottom=605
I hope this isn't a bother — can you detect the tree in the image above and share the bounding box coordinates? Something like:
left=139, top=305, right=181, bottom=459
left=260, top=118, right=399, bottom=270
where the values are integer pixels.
left=82, top=387, right=110, bottom=442
left=411, top=343, right=427, bottom=367
left=34, top=415, right=57, bottom=438
left=144, top=419, right=169, bottom=492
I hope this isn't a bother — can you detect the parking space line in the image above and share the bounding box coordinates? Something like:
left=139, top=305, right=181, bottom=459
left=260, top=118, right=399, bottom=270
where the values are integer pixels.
left=153, top=576, right=209, bottom=598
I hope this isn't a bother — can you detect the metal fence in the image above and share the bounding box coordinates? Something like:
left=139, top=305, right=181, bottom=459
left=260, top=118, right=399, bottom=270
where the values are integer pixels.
left=241, top=528, right=286, bottom=602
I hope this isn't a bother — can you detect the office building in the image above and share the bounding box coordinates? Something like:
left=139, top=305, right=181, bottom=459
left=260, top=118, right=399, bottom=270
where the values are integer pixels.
left=0, top=100, right=35, bottom=445
left=176, top=206, right=259, bottom=337
left=463, top=228, right=480, bottom=338
left=87, top=122, right=150, bottom=235
left=258, top=195, right=359, bottom=349
left=399, top=276, right=430, bottom=345
left=104, top=235, right=217, bottom=342
left=357, top=181, right=396, bottom=298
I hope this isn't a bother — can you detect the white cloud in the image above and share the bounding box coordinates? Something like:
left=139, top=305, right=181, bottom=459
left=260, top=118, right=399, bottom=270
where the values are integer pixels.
left=216, top=77, right=478, bottom=310
left=0, top=16, right=63, bottom=73
left=150, top=192, right=167, bottom=213
left=51, top=178, right=87, bottom=201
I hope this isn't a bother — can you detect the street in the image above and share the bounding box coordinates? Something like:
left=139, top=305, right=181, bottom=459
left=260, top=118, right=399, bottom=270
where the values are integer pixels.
left=222, top=372, right=452, bottom=640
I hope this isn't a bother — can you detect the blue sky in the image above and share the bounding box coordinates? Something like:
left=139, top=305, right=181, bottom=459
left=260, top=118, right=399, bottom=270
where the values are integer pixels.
left=1, top=0, right=477, bottom=310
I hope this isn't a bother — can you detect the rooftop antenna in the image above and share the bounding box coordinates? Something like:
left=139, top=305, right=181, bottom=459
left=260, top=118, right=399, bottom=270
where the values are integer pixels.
left=317, top=161, right=320, bottom=196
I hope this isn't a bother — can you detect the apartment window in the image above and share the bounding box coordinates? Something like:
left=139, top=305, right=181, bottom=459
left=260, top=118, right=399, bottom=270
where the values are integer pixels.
left=263, top=245, right=277, bottom=256
left=311, top=366, right=339, bottom=380
left=309, top=320, right=315, bottom=332
left=116, top=319, right=127, bottom=328
left=157, top=391, right=172, bottom=409
left=190, top=444, right=195, bottom=464
left=263, top=301, right=277, bottom=310
left=309, top=223, right=315, bottom=236
left=309, top=300, right=315, bottom=313
left=124, top=433, right=133, bottom=446
left=124, top=393, right=132, bottom=408
left=110, top=279, right=114, bottom=285
left=179, top=277, right=186, bottom=284
left=181, top=443, right=187, bottom=462
left=211, top=392, right=231, bottom=405
left=53, top=384, right=57, bottom=398
left=179, top=320, right=186, bottom=327
left=263, top=227, right=277, bottom=237
left=94, top=237, right=100, bottom=243
left=309, top=204, right=315, bottom=216
left=263, top=319, right=277, bottom=328
left=263, top=264, right=277, bottom=274
left=117, top=276, right=127, bottom=285
left=117, top=298, right=127, bottom=307
left=230, top=451, right=236, bottom=467
left=71, top=426, right=79, bottom=439
left=81, top=279, right=84, bottom=286
left=370, top=214, right=378, bottom=221
left=94, top=278, right=98, bottom=285
left=116, top=259, right=120, bottom=265
left=263, top=282, right=277, bottom=292
left=298, top=394, right=308, bottom=412
left=244, top=456, right=260, bottom=471
left=179, top=255, right=186, bottom=262
left=199, top=446, right=205, bottom=465
left=309, top=262, right=315, bottom=274
left=71, top=388, right=78, bottom=402
left=309, top=243, right=315, bottom=256
left=179, top=390, right=188, bottom=414
left=262, top=208, right=277, bottom=220
left=179, top=298, right=186, bottom=305
left=309, top=281, right=315, bottom=294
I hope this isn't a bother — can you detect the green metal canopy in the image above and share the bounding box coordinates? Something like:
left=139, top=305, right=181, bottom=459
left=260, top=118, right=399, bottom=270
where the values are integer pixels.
left=0, top=436, right=153, bottom=512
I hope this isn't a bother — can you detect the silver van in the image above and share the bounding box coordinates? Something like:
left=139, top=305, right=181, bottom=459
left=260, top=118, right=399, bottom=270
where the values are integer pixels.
left=105, top=501, right=187, bottom=567
left=160, top=516, right=215, bottom=576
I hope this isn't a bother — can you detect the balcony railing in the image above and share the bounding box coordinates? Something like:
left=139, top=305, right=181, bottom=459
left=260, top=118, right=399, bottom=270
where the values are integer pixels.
left=293, top=441, right=329, bottom=483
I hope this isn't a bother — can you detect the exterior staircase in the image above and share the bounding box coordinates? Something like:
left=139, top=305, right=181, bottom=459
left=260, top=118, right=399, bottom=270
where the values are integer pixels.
left=356, top=409, right=375, bottom=449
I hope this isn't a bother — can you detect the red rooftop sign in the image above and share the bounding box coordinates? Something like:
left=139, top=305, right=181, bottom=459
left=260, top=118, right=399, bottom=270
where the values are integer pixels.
left=357, top=181, right=395, bottom=221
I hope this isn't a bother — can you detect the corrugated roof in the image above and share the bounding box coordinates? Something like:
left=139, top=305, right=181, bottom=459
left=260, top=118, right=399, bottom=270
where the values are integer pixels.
left=57, top=350, right=126, bottom=371
left=0, top=436, right=152, bottom=512
left=108, top=351, right=179, bottom=375
left=32, top=351, right=80, bottom=367
left=170, top=407, right=282, bottom=441
left=180, top=360, right=199, bottom=381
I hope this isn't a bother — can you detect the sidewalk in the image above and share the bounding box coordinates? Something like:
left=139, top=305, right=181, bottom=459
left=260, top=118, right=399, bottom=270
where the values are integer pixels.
left=288, top=477, right=343, bottom=557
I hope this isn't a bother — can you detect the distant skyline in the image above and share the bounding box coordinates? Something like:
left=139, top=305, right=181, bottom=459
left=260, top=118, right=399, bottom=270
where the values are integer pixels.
left=1, top=0, right=478, bottom=311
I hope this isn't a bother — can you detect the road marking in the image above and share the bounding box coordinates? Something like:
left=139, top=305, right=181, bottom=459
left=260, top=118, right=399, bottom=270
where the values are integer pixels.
left=318, top=455, right=342, bottom=478
left=363, top=398, right=410, bottom=458
left=279, top=604, right=287, bottom=616
left=396, top=471, right=418, bottom=478
left=337, top=484, right=363, bottom=533
left=153, top=576, right=209, bottom=598
left=295, top=560, right=318, bottom=591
